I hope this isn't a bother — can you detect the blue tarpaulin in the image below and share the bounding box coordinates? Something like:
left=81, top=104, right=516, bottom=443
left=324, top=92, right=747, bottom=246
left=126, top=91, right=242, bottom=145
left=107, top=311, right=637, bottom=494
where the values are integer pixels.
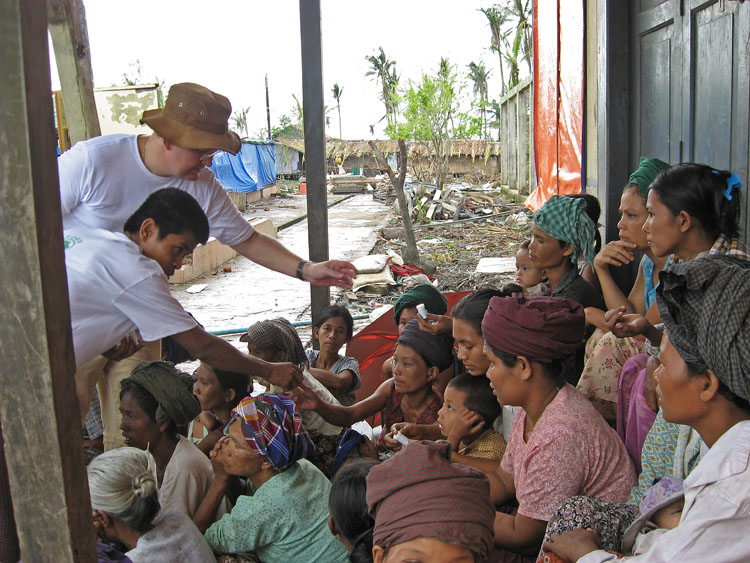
left=209, top=141, right=276, bottom=193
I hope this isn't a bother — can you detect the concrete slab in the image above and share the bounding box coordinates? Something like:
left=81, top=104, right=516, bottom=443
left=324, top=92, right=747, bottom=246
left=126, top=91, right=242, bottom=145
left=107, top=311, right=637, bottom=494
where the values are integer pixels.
left=170, top=193, right=394, bottom=336
left=475, top=256, right=516, bottom=274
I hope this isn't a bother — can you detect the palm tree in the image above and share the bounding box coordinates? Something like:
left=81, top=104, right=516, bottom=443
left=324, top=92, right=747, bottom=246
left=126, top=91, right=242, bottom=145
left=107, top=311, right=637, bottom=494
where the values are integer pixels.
left=231, top=105, right=250, bottom=139
left=479, top=6, right=510, bottom=94
left=365, top=47, right=399, bottom=128
left=467, top=61, right=491, bottom=138
left=505, top=0, right=533, bottom=77
left=331, top=83, right=343, bottom=139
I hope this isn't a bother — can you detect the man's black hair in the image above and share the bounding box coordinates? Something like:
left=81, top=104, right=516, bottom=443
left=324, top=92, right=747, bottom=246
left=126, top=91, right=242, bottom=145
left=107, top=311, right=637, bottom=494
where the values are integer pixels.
left=123, top=188, right=209, bottom=244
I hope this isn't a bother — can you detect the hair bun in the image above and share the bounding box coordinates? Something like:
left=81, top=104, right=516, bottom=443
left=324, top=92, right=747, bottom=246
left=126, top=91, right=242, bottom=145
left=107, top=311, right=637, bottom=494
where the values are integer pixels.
left=131, top=471, right=157, bottom=498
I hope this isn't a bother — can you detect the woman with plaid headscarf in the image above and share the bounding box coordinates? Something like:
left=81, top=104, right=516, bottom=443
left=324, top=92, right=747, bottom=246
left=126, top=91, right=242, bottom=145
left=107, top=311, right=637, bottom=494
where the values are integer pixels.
left=544, top=255, right=750, bottom=563
left=196, top=394, right=349, bottom=562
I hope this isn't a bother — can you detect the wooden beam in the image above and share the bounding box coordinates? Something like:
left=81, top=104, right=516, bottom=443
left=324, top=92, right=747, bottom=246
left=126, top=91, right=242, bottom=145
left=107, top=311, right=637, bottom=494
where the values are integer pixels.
left=47, top=0, right=101, bottom=144
left=0, top=0, right=96, bottom=560
left=299, top=0, right=331, bottom=330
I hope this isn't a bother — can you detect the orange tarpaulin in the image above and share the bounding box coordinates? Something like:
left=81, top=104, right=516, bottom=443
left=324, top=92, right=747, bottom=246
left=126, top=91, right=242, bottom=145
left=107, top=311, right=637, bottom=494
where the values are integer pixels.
left=526, top=0, right=585, bottom=211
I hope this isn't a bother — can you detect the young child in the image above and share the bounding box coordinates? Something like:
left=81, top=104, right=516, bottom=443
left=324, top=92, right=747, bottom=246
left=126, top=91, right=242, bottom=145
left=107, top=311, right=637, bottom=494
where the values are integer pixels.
left=328, top=459, right=379, bottom=562
left=516, top=240, right=548, bottom=296
left=622, top=477, right=684, bottom=556
left=437, top=373, right=506, bottom=471
left=307, top=305, right=362, bottom=406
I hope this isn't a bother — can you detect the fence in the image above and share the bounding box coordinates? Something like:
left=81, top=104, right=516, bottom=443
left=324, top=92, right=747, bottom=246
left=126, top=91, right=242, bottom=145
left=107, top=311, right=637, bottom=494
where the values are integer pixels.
left=498, top=78, right=535, bottom=195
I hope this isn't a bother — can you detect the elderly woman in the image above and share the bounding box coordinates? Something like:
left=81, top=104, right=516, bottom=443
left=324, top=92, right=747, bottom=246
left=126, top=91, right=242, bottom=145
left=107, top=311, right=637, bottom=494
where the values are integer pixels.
left=366, top=440, right=495, bottom=562
left=88, top=447, right=214, bottom=563
left=119, top=361, right=217, bottom=518
left=481, top=295, right=635, bottom=560
left=194, top=394, right=349, bottom=562
left=544, top=254, right=750, bottom=562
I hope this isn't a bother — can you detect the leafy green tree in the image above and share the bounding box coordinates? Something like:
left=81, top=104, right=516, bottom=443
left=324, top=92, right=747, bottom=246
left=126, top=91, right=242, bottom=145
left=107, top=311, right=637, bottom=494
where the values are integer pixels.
left=331, top=83, right=343, bottom=139
left=506, top=0, right=533, bottom=77
left=388, top=61, right=480, bottom=190
left=365, top=47, right=399, bottom=128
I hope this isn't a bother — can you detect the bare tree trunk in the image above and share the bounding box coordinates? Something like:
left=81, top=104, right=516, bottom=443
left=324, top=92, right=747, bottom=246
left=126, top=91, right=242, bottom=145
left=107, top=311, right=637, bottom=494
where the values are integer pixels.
left=369, top=139, right=420, bottom=264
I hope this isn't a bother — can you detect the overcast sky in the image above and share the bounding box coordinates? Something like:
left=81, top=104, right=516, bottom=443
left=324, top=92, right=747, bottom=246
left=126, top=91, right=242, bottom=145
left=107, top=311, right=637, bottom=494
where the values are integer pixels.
left=49, top=0, right=514, bottom=140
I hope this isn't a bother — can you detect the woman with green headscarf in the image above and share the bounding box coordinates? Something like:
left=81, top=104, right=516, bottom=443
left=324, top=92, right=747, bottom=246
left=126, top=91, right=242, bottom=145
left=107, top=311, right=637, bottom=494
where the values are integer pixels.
left=530, top=195, right=605, bottom=381
left=577, top=157, right=671, bottom=425
left=530, top=195, right=604, bottom=311
left=120, top=360, right=225, bottom=521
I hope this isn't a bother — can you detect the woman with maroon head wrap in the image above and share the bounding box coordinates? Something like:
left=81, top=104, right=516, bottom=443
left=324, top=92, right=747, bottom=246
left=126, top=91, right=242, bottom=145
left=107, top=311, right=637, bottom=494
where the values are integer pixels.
left=367, top=441, right=495, bottom=562
left=480, top=294, right=635, bottom=561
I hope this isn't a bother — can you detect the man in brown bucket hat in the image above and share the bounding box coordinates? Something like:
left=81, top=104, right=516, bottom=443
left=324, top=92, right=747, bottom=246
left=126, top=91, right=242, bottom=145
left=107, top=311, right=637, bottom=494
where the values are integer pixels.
left=58, top=82, right=356, bottom=450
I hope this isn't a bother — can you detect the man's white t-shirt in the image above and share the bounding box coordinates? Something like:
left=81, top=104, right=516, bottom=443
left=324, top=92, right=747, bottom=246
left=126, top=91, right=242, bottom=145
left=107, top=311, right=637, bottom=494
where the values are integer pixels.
left=64, top=228, right=197, bottom=368
left=58, top=134, right=254, bottom=246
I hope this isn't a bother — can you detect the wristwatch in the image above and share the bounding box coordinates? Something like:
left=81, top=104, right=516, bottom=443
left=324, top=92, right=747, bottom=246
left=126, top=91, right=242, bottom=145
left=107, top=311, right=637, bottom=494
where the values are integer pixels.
left=295, top=260, right=311, bottom=280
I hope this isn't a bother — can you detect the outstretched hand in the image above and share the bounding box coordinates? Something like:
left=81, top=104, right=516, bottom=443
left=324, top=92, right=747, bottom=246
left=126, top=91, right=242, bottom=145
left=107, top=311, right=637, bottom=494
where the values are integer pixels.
left=417, top=312, right=453, bottom=336
left=289, top=383, right=321, bottom=411
left=266, top=362, right=303, bottom=390
left=304, top=260, right=358, bottom=288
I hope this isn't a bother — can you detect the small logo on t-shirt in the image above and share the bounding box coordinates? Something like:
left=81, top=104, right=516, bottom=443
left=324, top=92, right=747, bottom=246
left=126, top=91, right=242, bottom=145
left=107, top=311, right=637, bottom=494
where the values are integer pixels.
left=63, top=235, right=83, bottom=250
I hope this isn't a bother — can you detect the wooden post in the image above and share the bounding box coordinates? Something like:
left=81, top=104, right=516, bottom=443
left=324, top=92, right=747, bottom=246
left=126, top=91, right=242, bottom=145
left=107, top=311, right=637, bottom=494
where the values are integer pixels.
left=299, top=0, right=330, bottom=330
left=48, top=0, right=101, bottom=144
left=0, top=0, right=96, bottom=560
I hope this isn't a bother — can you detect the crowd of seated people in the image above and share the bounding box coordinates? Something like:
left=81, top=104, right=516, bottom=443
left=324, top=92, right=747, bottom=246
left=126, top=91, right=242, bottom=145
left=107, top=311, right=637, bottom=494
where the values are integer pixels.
left=70, top=159, right=750, bottom=563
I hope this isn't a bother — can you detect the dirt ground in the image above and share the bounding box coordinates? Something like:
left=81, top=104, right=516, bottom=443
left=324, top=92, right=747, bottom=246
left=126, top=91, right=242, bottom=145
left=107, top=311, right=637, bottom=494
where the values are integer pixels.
left=371, top=192, right=532, bottom=293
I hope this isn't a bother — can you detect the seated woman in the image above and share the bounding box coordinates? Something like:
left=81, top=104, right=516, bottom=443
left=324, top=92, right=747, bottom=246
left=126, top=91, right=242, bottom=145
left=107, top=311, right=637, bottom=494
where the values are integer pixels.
left=481, top=294, right=635, bottom=560
left=382, top=283, right=454, bottom=394
left=120, top=361, right=218, bottom=519
left=306, top=305, right=361, bottom=406
left=530, top=196, right=604, bottom=381
left=328, top=459, right=379, bottom=562
left=530, top=195, right=604, bottom=311
left=366, top=440, right=495, bottom=562
left=383, top=286, right=517, bottom=448
left=293, top=318, right=451, bottom=449
left=189, top=363, right=249, bottom=455
left=244, top=316, right=344, bottom=476
left=195, top=394, right=349, bottom=563
left=578, top=157, right=671, bottom=427
left=607, top=163, right=748, bottom=478
left=88, top=447, right=214, bottom=563
left=543, top=255, right=750, bottom=562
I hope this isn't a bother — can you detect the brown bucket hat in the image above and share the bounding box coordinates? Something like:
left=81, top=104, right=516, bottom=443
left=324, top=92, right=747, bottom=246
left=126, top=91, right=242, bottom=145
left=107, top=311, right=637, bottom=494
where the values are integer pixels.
left=140, top=82, right=241, bottom=154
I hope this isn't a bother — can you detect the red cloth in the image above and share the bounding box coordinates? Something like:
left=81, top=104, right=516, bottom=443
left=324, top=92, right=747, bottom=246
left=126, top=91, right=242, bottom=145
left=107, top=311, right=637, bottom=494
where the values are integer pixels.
left=389, top=262, right=434, bottom=280
left=482, top=294, right=584, bottom=362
